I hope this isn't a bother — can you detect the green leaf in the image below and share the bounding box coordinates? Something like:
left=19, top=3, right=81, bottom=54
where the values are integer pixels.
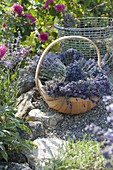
left=19, top=124, right=31, bottom=134
left=0, top=145, right=8, bottom=161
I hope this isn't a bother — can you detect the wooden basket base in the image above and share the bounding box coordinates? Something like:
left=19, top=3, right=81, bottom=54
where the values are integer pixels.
left=41, top=88, right=99, bottom=115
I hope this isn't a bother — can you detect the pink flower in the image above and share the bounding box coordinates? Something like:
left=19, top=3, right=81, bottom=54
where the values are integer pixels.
left=42, top=4, right=49, bottom=10
left=23, top=13, right=36, bottom=23
left=25, top=21, right=29, bottom=25
left=2, top=22, right=6, bottom=28
left=38, top=32, right=49, bottom=42
left=12, top=3, right=23, bottom=15
left=54, top=4, right=65, bottom=12
left=0, top=44, right=6, bottom=58
left=42, top=0, right=54, bottom=10
left=47, top=0, right=54, bottom=2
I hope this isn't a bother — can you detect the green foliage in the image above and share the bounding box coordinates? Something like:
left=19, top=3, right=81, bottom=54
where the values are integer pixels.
left=0, top=67, right=19, bottom=106
left=0, top=106, right=34, bottom=161
left=0, top=1, right=36, bottom=43
left=45, top=139, right=107, bottom=170
left=0, top=0, right=113, bottom=51
left=0, top=60, right=35, bottom=162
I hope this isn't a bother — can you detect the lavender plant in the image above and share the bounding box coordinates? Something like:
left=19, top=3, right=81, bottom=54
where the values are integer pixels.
left=0, top=32, right=31, bottom=70
left=0, top=32, right=32, bottom=104
left=86, top=96, right=113, bottom=168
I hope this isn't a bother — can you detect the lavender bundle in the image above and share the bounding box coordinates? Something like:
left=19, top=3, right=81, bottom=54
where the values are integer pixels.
left=44, top=49, right=111, bottom=101
left=39, top=52, right=66, bottom=82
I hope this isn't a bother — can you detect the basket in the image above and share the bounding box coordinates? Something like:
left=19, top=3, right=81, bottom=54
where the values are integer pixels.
left=35, top=36, right=101, bottom=115
left=54, top=17, right=113, bottom=61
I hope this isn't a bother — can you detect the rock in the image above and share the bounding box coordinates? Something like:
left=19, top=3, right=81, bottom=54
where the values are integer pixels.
left=16, top=100, right=34, bottom=119
left=18, top=68, right=35, bottom=95
left=0, top=162, right=31, bottom=170
left=18, top=121, right=45, bottom=140
left=28, top=121, right=45, bottom=140
left=28, top=109, right=64, bottom=128
left=26, top=138, right=66, bottom=170
left=16, top=88, right=40, bottom=118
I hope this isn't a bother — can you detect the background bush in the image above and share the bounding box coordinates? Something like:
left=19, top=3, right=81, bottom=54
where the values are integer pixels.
left=0, top=0, right=113, bottom=51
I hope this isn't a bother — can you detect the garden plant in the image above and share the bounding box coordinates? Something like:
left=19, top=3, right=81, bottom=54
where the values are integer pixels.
left=0, top=0, right=113, bottom=170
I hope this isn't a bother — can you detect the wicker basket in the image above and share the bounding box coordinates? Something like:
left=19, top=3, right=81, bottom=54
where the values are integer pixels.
left=54, top=17, right=113, bottom=60
left=35, top=36, right=101, bottom=115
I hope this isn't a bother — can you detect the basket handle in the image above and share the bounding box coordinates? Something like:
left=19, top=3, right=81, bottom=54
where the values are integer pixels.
left=35, top=35, right=101, bottom=92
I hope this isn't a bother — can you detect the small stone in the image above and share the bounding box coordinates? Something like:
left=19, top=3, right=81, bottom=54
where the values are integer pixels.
left=28, top=109, right=45, bottom=121
left=27, top=121, right=45, bottom=140
left=16, top=100, right=34, bottom=118
left=28, top=109, right=64, bottom=128
left=18, top=121, right=45, bottom=140
left=16, top=89, right=40, bottom=118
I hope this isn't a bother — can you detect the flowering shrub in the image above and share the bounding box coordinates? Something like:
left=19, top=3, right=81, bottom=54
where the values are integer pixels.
left=0, top=1, right=66, bottom=50
left=0, top=2, right=36, bottom=46
left=42, top=0, right=54, bottom=9
left=0, top=0, right=113, bottom=51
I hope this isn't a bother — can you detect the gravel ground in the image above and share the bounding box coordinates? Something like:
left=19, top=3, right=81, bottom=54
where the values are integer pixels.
left=34, top=72, right=113, bottom=141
